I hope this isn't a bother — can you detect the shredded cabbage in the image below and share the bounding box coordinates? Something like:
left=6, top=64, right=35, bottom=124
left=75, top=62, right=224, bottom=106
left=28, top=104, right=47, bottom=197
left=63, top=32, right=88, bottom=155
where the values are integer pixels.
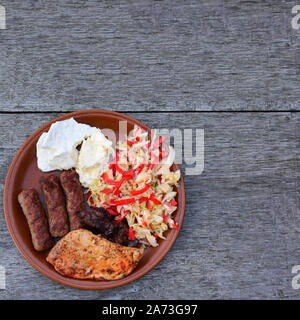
left=87, top=126, right=181, bottom=247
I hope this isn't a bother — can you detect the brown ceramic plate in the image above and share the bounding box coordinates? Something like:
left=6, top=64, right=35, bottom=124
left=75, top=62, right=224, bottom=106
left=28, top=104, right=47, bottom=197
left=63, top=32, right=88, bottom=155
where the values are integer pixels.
left=3, top=110, right=186, bottom=290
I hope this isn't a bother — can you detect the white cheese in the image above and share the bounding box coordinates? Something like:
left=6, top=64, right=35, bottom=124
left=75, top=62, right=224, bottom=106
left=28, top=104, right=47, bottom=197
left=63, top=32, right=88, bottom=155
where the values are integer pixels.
left=36, top=118, right=97, bottom=172
left=76, top=129, right=114, bottom=188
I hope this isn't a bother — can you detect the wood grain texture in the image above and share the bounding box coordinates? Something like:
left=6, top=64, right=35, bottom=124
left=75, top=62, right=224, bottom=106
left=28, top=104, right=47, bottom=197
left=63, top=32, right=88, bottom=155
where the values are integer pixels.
left=1, top=112, right=300, bottom=299
left=1, top=0, right=300, bottom=301
left=0, top=0, right=300, bottom=112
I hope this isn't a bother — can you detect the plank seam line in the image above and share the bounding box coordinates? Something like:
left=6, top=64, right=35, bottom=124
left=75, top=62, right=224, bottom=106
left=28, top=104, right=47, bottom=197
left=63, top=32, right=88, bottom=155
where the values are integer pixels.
left=0, top=110, right=300, bottom=114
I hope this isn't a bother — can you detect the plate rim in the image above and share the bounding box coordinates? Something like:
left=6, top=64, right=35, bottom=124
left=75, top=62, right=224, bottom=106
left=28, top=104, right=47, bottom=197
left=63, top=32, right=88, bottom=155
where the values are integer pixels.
left=3, top=109, right=186, bottom=290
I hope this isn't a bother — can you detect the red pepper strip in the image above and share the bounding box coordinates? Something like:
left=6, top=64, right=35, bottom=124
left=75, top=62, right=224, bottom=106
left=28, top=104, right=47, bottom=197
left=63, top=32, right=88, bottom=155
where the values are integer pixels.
left=109, top=152, right=119, bottom=169
left=127, top=139, right=134, bottom=146
left=128, top=227, right=136, bottom=240
left=150, top=193, right=162, bottom=205
left=127, top=138, right=140, bottom=147
left=146, top=201, right=152, bottom=210
left=136, top=164, right=145, bottom=174
left=124, top=168, right=135, bottom=177
left=102, top=172, right=118, bottom=185
left=160, top=149, right=168, bottom=158
left=115, top=164, right=135, bottom=178
left=151, top=198, right=162, bottom=205
left=110, top=198, right=136, bottom=206
left=173, top=222, right=179, bottom=230
left=106, top=208, right=119, bottom=216
left=115, top=163, right=126, bottom=175
left=152, top=136, right=168, bottom=149
left=157, top=149, right=167, bottom=161
left=101, top=188, right=114, bottom=194
left=131, top=184, right=150, bottom=196
left=138, top=197, right=149, bottom=204
left=148, top=163, right=155, bottom=170
left=143, top=220, right=148, bottom=227
left=113, top=176, right=126, bottom=196
left=114, top=210, right=130, bottom=224
left=169, top=199, right=177, bottom=206
left=163, top=212, right=168, bottom=222
left=164, top=199, right=177, bottom=206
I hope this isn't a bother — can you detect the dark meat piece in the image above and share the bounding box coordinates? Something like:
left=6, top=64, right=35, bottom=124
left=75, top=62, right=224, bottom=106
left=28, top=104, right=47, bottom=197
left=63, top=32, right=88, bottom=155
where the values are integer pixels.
left=114, top=220, right=129, bottom=245
left=98, top=207, right=115, bottom=221
left=79, top=208, right=140, bottom=247
left=40, top=174, right=69, bottom=237
left=78, top=210, right=116, bottom=242
left=114, top=220, right=140, bottom=247
left=18, top=189, right=54, bottom=251
left=60, top=170, right=84, bottom=230
left=127, top=239, right=140, bottom=248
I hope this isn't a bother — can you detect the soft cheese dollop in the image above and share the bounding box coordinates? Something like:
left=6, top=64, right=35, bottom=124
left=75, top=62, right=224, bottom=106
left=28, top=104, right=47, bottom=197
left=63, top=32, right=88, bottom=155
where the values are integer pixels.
left=37, top=118, right=97, bottom=172
left=76, top=129, right=114, bottom=188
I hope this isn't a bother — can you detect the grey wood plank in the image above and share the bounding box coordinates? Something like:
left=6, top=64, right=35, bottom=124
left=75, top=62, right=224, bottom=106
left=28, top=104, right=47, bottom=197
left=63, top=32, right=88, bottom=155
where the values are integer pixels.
left=0, top=0, right=300, bottom=112
left=1, top=111, right=300, bottom=299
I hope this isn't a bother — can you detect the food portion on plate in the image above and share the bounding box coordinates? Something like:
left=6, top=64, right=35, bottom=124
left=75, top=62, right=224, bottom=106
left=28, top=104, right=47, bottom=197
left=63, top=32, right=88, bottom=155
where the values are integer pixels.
left=76, top=129, right=114, bottom=188
left=87, top=125, right=181, bottom=247
left=18, top=189, right=54, bottom=251
left=17, top=117, right=181, bottom=281
left=59, top=170, right=85, bottom=230
left=36, top=117, right=98, bottom=172
left=40, top=174, right=69, bottom=237
left=46, top=229, right=144, bottom=281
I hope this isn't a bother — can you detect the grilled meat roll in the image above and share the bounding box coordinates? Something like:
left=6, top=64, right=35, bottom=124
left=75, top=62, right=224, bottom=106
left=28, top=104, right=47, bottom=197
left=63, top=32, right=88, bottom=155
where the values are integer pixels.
left=40, top=174, right=69, bottom=237
left=18, top=189, right=54, bottom=251
left=59, top=170, right=84, bottom=230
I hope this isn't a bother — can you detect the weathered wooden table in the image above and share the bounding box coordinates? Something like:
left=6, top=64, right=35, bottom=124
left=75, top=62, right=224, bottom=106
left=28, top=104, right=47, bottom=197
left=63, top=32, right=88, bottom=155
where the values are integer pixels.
left=1, top=0, right=300, bottom=300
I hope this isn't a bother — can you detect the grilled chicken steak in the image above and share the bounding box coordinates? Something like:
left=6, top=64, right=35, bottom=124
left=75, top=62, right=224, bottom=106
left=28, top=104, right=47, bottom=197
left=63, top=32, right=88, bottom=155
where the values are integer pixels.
left=46, top=229, right=144, bottom=280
